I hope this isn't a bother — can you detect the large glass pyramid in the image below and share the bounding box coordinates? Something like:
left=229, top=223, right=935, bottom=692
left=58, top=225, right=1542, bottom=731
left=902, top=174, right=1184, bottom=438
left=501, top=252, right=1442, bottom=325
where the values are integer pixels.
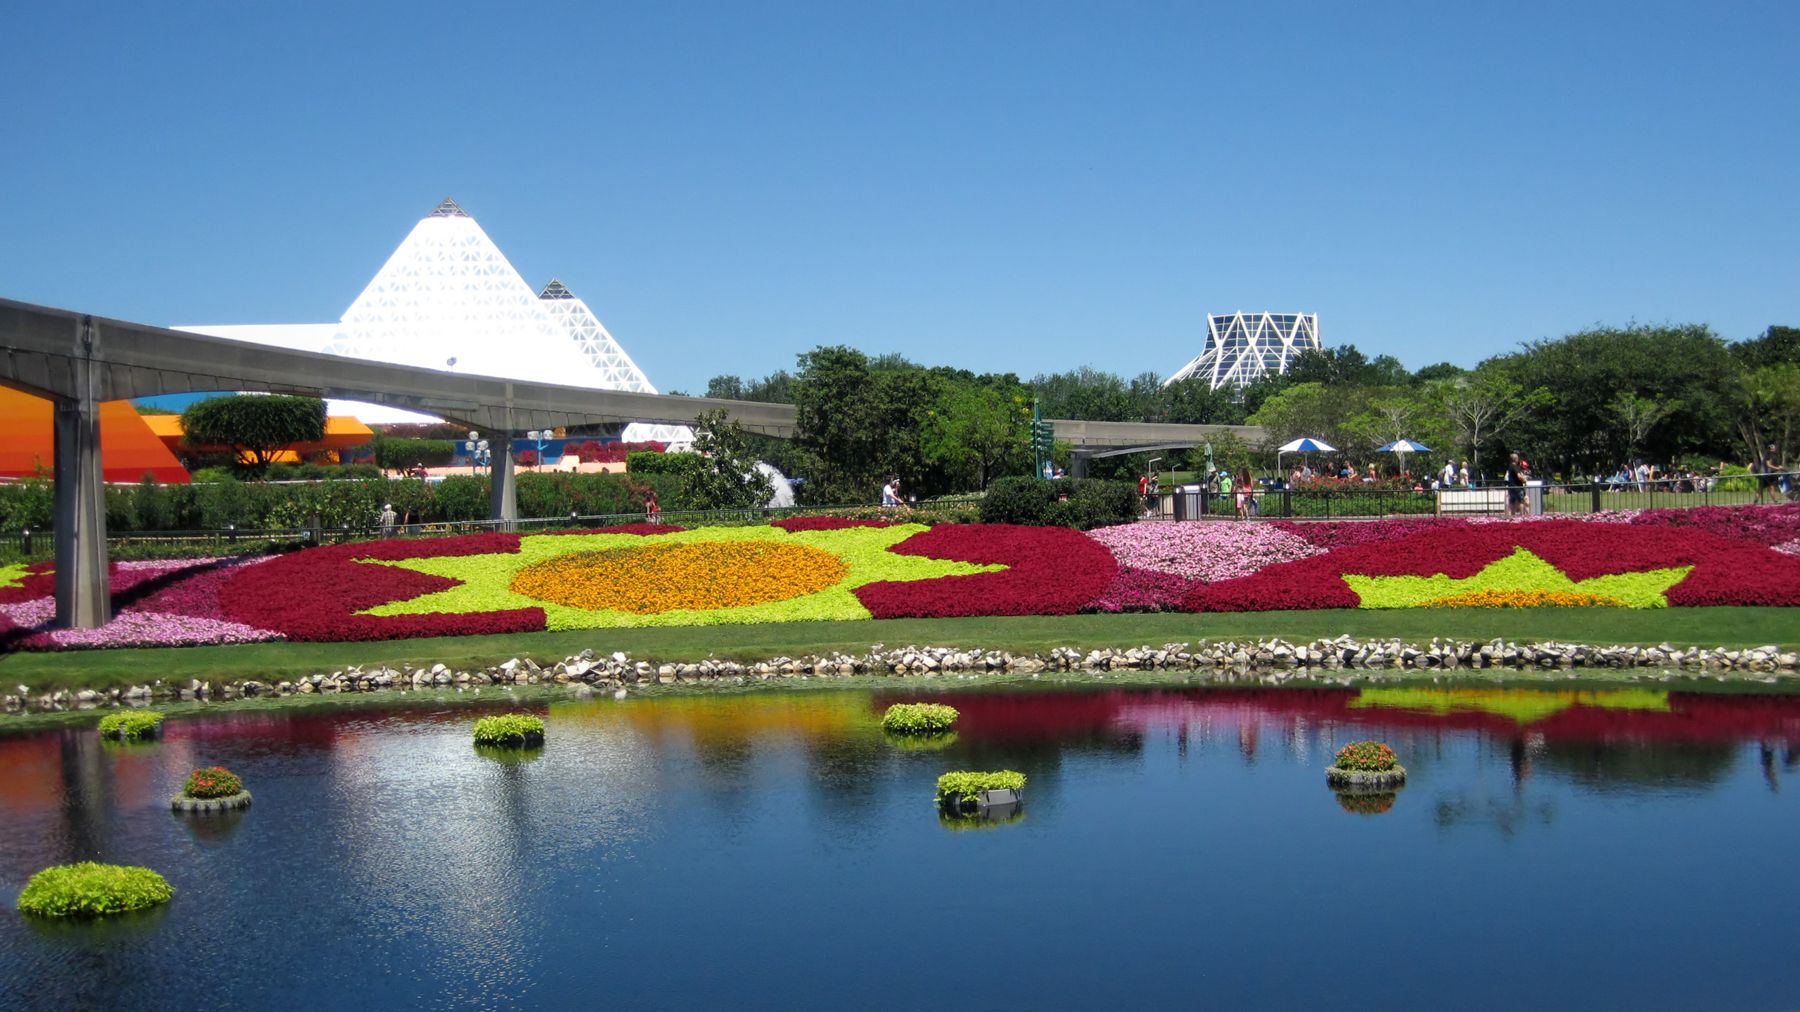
left=1164, top=312, right=1320, bottom=390
left=180, top=198, right=691, bottom=443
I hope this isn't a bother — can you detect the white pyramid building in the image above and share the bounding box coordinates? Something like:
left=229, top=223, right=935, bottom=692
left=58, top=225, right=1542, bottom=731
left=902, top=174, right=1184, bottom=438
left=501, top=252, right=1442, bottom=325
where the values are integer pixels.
left=1164, top=312, right=1320, bottom=390
left=180, top=198, right=690, bottom=444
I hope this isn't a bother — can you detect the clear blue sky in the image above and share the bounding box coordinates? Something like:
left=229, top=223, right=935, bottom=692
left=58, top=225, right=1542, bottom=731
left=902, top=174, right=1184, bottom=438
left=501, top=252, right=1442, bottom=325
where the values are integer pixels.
left=3, top=1, right=1795, bottom=394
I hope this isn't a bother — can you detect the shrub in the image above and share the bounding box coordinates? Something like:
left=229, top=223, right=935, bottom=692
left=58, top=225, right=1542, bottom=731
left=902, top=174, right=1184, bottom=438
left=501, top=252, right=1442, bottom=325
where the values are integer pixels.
left=16, top=863, right=174, bottom=918
left=1332, top=741, right=1399, bottom=772
left=182, top=766, right=244, bottom=799
left=978, top=477, right=1137, bottom=529
left=98, top=710, right=164, bottom=740
left=935, top=770, right=1026, bottom=804
left=627, top=451, right=702, bottom=476
left=881, top=702, right=959, bottom=734
left=472, top=713, right=546, bottom=747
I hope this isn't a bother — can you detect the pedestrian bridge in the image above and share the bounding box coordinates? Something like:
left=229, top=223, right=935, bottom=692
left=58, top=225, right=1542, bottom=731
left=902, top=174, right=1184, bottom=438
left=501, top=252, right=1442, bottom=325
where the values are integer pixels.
left=1, top=296, right=1263, bottom=626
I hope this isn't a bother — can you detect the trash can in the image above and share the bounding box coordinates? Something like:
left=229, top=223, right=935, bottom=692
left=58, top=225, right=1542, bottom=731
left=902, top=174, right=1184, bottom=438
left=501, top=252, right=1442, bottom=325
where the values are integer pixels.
left=1526, top=480, right=1545, bottom=516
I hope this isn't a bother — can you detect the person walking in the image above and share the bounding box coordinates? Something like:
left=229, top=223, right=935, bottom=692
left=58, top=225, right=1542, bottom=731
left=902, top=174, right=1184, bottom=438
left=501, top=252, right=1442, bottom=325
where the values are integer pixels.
left=1505, top=452, right=1528, bottom=517
left=881, top=475, right=902, bottom=507
left=1439, top=459, right=1456, bottom=489
left=1756, top=442, right=1783, bottom=504
left=1459, top=460, right=1471, bottom=487
left=1235, top=466, right=1253, bottom=520
left=644, top=489, right=660, bottom=524
left=379, top=502, right=398, bottom=539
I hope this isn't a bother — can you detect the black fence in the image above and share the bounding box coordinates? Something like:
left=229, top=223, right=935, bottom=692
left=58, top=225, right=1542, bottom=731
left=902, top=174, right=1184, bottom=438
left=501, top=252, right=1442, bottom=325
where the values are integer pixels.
left=0, top=499, right=983, bottom=564
left=1146, top=473, right=1799, bottom=522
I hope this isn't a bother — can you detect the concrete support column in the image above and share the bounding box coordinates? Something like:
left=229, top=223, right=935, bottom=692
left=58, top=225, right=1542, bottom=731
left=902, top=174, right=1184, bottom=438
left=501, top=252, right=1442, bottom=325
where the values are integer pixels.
left=489, top=439, right=518, bottom=529
left=53, top=319, right=110, bottom=628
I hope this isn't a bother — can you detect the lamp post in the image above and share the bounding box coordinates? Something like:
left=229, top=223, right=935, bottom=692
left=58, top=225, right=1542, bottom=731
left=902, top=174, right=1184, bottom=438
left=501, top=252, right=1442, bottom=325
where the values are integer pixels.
left=526, top=430, right=551, bottom=471
left=463, top=431, right=490, bottom=476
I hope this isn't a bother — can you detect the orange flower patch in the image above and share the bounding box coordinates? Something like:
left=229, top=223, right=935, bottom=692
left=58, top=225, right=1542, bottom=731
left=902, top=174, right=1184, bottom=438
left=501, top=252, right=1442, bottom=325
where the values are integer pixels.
left=509, top=542, right=848, bottom=614
left=1424, top=589, right=1623, bottom=609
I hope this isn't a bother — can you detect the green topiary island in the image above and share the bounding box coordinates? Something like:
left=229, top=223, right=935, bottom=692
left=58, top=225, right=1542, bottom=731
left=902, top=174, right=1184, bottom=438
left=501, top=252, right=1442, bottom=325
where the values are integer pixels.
left=1326, top=741, right=1408, bottom=790
left=935, top=770, right=1026, bottom=812
left=16, top=863, right=174, bottom=918
left=171, top=766, right=253, bottom=812
left=472, top=713, right=546, bottom=748
left=882, top=702, right=959, bottom=735
left=97, top=711, right=164, bottom=741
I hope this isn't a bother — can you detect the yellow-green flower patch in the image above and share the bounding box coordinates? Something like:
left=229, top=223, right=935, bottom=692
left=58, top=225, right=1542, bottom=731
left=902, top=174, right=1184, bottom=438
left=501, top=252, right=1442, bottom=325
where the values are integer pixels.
left=362, top=525, right=1000, bottom=628
left=1344, top=548, right=1691, bottom=610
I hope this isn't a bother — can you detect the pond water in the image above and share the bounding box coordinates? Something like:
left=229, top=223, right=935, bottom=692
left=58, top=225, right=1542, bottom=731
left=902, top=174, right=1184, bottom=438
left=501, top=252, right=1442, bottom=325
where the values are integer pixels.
left=2, top=682, right=1798, bottom=1009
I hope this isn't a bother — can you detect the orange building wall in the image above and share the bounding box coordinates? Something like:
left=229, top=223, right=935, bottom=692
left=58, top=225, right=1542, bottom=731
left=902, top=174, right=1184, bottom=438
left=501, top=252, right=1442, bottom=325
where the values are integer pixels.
left=0, top=387, right=190, bottom=483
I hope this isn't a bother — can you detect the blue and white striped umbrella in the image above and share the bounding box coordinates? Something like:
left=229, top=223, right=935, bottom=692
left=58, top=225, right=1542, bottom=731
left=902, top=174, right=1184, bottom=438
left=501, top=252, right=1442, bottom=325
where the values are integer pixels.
left=1278, top=437, right=1336, bottom=454
left=1376, top=439, right=1432, bottom=453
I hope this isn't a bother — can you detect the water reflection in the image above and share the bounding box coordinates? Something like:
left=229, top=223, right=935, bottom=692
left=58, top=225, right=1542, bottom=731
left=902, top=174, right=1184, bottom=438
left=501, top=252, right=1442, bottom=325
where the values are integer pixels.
left=2, top=683, right=1799, bottom=1008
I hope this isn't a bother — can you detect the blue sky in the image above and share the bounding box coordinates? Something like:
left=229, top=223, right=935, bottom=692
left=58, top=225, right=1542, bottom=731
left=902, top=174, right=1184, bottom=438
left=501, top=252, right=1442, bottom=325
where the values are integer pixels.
left=3, top=1, right=1795, bottom=394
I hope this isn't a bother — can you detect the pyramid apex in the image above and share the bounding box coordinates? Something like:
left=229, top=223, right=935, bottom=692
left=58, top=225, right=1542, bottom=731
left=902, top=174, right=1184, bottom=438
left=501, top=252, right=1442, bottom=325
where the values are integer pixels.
left=538, top=279, right=575, bottom=300
left=429, top=197, right=468, bottom=218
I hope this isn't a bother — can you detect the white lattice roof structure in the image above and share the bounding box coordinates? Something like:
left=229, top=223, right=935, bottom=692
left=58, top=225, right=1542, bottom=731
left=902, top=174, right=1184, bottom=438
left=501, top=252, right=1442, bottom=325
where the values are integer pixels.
left=1164, top=312, right=1320, bottom=390
left=180, top=197, right=691, bottom=443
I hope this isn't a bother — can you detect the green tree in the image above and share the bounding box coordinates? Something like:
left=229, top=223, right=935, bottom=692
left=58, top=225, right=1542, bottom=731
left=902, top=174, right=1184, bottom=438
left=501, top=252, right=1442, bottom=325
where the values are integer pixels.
left=1427, top=371, right=1551, bottom=480
left=1609, top=393, right=1679, bottom=459
left=179, top=395, right=326, bottom=476
left=686, top=409, right=774, bottom=510
left=923, top=384, right=1029, bottom=489
left=1731, top=325, right=1800, bottom=371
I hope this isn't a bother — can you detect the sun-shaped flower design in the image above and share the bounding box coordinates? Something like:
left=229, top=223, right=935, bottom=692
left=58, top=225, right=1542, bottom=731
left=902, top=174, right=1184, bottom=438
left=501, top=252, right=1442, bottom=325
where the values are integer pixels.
left=362, top=524, right=1000, bottom=628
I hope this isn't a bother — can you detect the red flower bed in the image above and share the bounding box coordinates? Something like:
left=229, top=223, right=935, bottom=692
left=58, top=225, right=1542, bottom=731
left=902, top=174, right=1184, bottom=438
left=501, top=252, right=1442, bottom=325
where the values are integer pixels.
left=770, top=517, right=894, bottom=532
left=217, top=534, right=546, bottom=642
left=1629, top=503, right=1800, bottom=547
left=0, top=561, right=54, bottom=605
left=855, top=524, right=1116, bottom=618
left=1186, top=521, right=1800, bottom=612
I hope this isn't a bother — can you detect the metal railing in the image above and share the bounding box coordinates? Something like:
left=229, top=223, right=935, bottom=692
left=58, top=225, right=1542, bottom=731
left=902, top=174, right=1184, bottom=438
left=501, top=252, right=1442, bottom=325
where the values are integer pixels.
left=0, top=498, right=984, bottom=563
left=1144, top=473, right=1798, bottom=522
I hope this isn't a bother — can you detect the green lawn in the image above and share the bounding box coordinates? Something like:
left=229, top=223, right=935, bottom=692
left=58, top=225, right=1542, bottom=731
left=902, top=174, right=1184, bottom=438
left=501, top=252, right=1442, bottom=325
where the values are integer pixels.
left=3, top=608, right=1794, bottom=692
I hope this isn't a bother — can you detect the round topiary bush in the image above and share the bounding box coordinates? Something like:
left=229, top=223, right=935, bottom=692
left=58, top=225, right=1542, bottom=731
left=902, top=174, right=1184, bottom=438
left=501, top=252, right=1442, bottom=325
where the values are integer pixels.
left=97, top=711, right=164, bottom=741
left=1326, top=741, right=1407, bottom=789
left=882, top=702, right=959, bottom=735
left=935, top=770, right=1026, bottom=812
left=472, top=713, right=545, bottom=748
left=171, top=766, right=253, bottom=812
left=16, top=862, right=174, bottom=918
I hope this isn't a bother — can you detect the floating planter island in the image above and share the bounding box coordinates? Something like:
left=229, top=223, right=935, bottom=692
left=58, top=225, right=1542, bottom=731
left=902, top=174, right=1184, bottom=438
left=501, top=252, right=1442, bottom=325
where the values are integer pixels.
left=1326, top=741, right=1408, bottom=791
left=936, top=770, right=1026, bottom=819
left=98, top=711, right=164, bottom=742
left=882, top=702, right=959, bottom=735
left=472, top=713, right=546, bottom=749
left=16, top=863, right=174, bottom=918
left=170, top=766, right=253, bottom=813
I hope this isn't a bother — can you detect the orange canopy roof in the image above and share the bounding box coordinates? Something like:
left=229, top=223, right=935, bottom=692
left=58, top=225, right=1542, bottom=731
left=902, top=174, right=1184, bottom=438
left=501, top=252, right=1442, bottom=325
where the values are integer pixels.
left=0, top=388, right=190, bottom=484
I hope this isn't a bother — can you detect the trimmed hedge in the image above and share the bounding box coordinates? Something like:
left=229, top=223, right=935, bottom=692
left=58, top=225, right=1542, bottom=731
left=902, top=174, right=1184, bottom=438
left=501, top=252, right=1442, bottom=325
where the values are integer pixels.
left=17, top=863, right=174, bottom=918
left=881, top=702, right=959, bottom=734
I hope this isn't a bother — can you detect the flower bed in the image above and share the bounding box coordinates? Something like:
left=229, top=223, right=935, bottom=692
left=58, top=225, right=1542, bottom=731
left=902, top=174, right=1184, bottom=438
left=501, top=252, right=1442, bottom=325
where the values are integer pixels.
left=4, top=506, right=1798, bottom=652
left=1187, top=519, right=1800, bottom=612
left=854, top=524, right=1115, bottom=618
left=1326, top=740, right=1407, bottom=789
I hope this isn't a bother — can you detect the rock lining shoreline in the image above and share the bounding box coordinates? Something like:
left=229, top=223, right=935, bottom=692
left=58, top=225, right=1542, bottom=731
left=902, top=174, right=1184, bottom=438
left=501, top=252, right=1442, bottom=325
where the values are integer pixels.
left=6, top=637, right=1798, bottom=714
